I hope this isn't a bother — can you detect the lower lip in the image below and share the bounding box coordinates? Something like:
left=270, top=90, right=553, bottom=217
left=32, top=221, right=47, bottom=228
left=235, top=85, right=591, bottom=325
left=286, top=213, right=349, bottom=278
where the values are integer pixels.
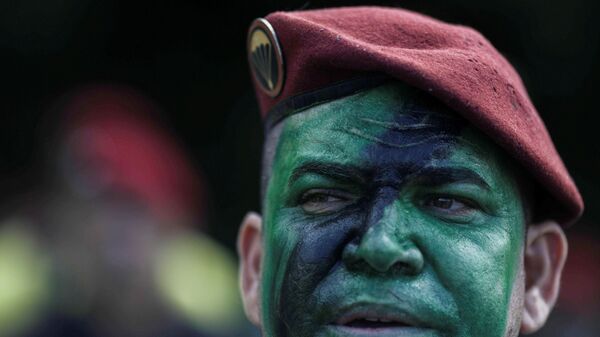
left=325, top=325, right=437, bottom=337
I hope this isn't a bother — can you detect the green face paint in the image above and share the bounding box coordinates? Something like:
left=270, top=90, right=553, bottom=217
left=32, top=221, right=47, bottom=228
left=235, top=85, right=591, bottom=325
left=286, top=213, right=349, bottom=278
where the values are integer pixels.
left=260, top=83, right=527, bottom=337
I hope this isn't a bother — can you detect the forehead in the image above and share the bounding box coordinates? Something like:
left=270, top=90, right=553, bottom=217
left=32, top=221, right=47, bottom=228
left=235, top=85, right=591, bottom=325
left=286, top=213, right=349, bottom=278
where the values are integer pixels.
left=264, top=83, right=523, bottom=199
left=275, top=83, right=475, bottom=169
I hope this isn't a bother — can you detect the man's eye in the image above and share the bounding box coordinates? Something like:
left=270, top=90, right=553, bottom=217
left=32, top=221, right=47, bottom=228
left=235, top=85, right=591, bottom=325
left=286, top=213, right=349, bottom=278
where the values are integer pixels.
left=299, top=190, right=353, bottom=214
left=423, top=196, right=475, bottom=213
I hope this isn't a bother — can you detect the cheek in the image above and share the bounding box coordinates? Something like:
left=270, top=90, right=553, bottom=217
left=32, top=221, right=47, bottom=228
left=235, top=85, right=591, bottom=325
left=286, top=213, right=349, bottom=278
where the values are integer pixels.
left=425, top=221, right=523, bottom=336
left=261, top=211, right=298, bottom=316
left=265, top=211, right=364, bottom=330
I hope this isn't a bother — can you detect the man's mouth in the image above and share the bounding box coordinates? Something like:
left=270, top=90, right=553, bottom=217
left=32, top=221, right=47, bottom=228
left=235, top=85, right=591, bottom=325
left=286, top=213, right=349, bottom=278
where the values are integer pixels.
left=340, top=317, right=411, bottom=329
left=328, top=304, right=432, bottom=336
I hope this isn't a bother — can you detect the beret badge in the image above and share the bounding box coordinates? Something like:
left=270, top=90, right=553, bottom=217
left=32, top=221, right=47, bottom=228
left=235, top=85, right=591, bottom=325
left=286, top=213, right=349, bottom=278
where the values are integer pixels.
left=247, top=18, right=284, bottom=97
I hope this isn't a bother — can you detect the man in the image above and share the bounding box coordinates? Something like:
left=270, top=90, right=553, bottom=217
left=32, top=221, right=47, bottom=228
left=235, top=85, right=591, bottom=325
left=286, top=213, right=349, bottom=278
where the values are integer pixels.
left=237, top=6, right=584, bottom=337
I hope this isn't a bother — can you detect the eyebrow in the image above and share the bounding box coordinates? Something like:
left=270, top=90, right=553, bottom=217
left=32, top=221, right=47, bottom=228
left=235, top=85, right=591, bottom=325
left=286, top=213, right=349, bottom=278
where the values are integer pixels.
left=410, top=167, right=491, bottom=190
left=288, top=161, right=491, bottom=190
left=289, top=161, right=367, bottom=186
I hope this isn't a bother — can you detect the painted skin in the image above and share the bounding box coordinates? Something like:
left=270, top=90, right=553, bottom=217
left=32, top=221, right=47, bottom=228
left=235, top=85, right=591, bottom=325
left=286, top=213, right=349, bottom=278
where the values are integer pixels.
left=261, top=83, right=527, bottom=337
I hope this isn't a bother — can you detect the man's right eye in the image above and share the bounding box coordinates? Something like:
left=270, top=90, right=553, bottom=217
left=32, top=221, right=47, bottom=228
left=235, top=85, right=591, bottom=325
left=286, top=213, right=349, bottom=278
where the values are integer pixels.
left=299, top=189, right=354, bottom=214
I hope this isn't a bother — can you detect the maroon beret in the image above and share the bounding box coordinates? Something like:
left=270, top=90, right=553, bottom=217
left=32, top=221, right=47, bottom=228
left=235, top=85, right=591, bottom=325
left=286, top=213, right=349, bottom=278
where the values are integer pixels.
left=247, top=6, right=583, bottom=225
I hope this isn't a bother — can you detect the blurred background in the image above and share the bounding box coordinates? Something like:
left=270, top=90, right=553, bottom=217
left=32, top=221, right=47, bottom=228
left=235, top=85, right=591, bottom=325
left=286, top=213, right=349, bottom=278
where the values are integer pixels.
left=0, top=1, right=597, bottom=336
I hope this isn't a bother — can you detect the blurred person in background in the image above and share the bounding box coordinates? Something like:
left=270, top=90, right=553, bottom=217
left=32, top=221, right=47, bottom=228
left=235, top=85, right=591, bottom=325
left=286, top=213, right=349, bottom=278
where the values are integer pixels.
left=0, top=85, right=247, bottom=337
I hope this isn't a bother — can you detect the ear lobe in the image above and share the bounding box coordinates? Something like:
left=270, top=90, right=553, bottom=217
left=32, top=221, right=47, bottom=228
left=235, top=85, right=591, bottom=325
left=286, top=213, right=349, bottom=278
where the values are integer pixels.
left=237, top=212, right=263, bottom=328
left=521, top=220, right=568, bottom=334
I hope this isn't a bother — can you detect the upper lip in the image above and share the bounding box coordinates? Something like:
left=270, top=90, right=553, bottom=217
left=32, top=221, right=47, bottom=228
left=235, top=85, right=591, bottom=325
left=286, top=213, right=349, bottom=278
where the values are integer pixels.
left=332, top=302, right=427, bottom=328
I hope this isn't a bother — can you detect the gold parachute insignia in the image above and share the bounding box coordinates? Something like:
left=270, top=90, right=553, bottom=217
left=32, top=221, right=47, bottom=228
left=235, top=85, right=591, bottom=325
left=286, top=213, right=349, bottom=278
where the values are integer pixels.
left=247, top=18, right=284, bottom=97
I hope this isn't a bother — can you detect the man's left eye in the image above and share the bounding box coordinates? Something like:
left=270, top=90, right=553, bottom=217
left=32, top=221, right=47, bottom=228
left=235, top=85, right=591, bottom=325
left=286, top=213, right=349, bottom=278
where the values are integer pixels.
left=422, top=196, right=475, bottom=213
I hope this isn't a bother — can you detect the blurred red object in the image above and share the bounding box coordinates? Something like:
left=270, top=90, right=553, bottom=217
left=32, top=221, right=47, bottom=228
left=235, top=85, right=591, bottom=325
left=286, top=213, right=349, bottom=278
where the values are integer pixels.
left=58, top=84, right=205, bottom=222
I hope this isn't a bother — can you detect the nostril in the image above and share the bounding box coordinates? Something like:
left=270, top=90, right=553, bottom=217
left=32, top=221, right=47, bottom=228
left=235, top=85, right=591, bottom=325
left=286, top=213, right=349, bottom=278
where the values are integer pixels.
left=390, top=261, right=419, bottom=276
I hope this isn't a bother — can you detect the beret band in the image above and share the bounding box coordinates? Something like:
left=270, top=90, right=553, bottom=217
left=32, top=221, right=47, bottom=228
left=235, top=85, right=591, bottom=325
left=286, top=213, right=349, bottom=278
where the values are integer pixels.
left=264, top=75, right=388, bottom=131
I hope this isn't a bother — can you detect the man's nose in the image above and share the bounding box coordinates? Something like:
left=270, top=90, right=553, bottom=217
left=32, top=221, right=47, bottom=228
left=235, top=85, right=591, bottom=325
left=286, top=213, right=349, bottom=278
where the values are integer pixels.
left=342, top=201, right=424, bottom=275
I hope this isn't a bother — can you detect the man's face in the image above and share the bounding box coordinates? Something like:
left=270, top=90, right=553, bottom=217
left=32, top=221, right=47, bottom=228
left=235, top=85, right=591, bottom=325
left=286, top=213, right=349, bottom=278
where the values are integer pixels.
left=260, top=83, right=527, bottom=337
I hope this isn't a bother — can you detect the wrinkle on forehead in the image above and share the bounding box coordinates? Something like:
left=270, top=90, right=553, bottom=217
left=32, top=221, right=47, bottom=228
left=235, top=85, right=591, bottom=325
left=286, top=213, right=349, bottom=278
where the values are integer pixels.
left=358, top=117, right=443, bottom=131
left=287, top=84, right=463, bottom=149
left=335, top=125, right=457, bottom=149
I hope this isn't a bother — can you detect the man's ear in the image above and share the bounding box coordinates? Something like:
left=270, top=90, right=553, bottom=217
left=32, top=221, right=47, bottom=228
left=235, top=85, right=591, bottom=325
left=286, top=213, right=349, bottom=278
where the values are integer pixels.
left=237, top=212, right=263, bottom=327
left=521, top=220, right=568, bottom=334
